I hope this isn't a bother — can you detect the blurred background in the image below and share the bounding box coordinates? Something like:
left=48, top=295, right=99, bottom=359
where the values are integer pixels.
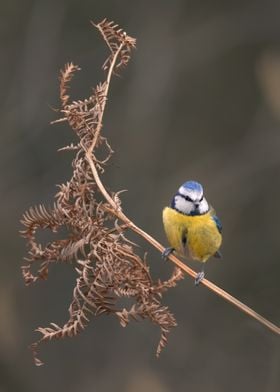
left=1, top=0, right=280, bottom=390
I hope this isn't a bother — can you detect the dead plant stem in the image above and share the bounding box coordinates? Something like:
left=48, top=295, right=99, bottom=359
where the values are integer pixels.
left=86, top=148, right=280, bottom=337
left=84, top=25, right=280, bottom=338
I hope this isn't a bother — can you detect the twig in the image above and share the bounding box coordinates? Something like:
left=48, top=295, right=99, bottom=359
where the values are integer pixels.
left=86, top=151, right=280, bottom=336
left=84, top=32, right=280, bottom=336
left=87, top=39, right=124, bottom=155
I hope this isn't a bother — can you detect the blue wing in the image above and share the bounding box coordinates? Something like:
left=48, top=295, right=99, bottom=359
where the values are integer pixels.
left=212, top=215, right=222, bottom=233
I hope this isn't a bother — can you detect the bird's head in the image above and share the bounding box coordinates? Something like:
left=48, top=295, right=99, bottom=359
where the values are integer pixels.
left=171, top=180, right=209, bottom=215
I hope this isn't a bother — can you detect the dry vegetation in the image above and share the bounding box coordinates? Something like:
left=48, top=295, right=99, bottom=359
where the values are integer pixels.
left=20, top=19, right=280, bottom=366
left=20, top=20, right=184, bottom=366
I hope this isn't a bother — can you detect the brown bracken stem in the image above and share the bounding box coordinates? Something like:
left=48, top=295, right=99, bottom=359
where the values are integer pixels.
left=86, top=150, right=280, bottom=337
left=87, top=43, right=124, bottom=154
left=124, top=224, right=280, bottom=336
left=84, top=28, right=280, bottom=337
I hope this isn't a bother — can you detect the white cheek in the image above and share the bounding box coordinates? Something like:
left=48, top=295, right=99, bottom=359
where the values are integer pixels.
left=199, top=199, right=209, bottom=214
left=174, top=196, right=194, bottom=214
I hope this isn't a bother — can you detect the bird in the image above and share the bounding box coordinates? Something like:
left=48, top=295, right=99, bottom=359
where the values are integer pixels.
left=162, top=180, right=222, bottom=285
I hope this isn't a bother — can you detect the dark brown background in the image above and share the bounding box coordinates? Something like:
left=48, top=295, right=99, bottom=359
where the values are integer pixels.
left=1, top=0, right=280, bottom=391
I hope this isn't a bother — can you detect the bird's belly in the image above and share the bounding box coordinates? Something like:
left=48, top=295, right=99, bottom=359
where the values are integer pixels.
left=162, top=207, right=222, bottom=263
left=187, top=225, right=221, bottom=262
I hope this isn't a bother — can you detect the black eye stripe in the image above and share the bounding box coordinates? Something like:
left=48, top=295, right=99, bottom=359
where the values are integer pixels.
left=178, top=193, right=203, bottom=203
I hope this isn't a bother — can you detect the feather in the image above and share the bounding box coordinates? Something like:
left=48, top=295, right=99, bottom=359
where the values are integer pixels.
left=212, top=215, right=222, bottom=233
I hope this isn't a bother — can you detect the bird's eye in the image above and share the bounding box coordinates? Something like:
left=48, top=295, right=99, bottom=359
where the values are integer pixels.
left=185, top=195, right=193, bottom=202
left=199, top=195, right=203, bottom=202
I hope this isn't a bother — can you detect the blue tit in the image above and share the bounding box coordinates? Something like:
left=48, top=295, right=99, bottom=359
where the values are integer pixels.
left=162, top=180, right=222, bottom=285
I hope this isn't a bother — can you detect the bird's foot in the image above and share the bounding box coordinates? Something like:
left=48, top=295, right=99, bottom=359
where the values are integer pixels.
left=195, top=270, right=205, bottom=286
left=162, top=247, right=174, bottom=261
left=214, top=250, right=222, bottom=259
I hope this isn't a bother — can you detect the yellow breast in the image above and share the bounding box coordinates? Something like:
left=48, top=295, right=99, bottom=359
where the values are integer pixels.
left=162, top=207, right=222, bottom=262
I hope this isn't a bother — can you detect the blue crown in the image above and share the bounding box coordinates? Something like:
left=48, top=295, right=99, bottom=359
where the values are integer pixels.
left=181, top=180, right=203, bottom=193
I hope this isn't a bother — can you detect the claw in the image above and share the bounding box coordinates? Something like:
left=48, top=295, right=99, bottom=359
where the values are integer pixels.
left=195, top=270, right=205, bottom=286
left=214, top=250, right=222, bottom=259
left=162, top=247, right=174, bottom=261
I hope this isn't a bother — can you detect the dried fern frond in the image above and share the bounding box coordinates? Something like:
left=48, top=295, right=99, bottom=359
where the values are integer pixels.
left=21, top=20, right=181, bottom=366
left=92, top=19, right=136, bottom=71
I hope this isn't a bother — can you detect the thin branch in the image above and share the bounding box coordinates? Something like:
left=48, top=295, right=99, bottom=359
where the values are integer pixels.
left=127, top=225, right=280, bottom=336
left=83, top=28, right=280, bottom=336
left=86, top=140, right=280, bottom=337
left=87, top=42, right=124, bottom=155
left=84, top=32, right=280, bottom=334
